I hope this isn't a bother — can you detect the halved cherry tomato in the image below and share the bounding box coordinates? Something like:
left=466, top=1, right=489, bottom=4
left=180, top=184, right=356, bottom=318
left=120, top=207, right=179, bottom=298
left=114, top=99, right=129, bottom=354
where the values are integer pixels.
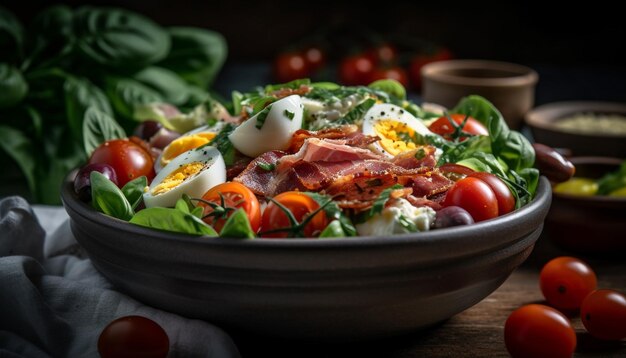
left=88, top=138, right=155, bottom=187
left=260, top=191, right=328, bottom=238
left=98, top=315, right=169, bottom=358
left=368, top=66, right=409, bottom=88
left=198, top=182, right=261, bottom=233
left=338, top=54, right=375, bottom=86
left=468, top=172, right=515, bottom=215
left=504, top=304, right=576, bottom=358
left=428, top=114, right=489, bottom=141
left=273, top=51, right=309, bottom=83
left=443, top=176, right=498, bottom=222
left=539, top=256, right=597, bottom=310
left=580, top=289, right=626, bottom=340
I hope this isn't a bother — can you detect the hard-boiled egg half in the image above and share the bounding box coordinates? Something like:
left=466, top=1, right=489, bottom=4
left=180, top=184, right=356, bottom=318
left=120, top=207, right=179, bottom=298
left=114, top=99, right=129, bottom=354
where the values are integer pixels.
left=229, top=95, right=303, bottom=157
left=155, top=122, right=225, bottom=173
left=362, top=103, right=433, bottom=157
left=143, top=146, right=226, bottom=208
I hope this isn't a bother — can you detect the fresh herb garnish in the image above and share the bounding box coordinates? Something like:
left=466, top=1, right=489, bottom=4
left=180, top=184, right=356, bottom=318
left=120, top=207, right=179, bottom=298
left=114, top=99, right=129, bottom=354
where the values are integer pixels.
left=255, top=104, right=272, bottom=129
left=283, top=109, right=295, bottom=120
left=257, top=161, right=275, bottom=171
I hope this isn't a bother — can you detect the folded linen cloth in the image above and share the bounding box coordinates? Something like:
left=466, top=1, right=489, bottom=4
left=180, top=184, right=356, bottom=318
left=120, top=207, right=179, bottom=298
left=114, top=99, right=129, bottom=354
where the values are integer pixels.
left=0, top=196, right=240, bottom=358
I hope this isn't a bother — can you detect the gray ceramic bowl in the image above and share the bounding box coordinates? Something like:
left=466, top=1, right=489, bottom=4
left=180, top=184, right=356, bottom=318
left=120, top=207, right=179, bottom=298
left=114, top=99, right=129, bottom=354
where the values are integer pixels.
left=61, top=174, right=551, bottom=341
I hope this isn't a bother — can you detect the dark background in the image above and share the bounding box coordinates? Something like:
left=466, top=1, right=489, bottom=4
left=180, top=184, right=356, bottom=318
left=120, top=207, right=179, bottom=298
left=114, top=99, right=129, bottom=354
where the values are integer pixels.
left=5, top=1, right=626, bottom=103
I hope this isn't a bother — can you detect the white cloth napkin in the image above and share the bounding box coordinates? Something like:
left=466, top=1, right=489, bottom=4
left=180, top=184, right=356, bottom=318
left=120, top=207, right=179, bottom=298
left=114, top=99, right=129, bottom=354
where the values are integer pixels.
left=0, top=196, right=241, bottom=358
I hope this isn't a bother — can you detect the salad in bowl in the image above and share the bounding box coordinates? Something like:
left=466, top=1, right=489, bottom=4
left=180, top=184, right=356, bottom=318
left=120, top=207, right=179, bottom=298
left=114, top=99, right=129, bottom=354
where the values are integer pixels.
left=72, top=78, right=544, bottom=239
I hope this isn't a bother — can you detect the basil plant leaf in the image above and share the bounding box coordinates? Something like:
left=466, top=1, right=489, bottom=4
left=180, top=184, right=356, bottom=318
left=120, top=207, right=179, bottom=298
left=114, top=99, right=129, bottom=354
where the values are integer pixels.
left=82, top=107, right=126, bottom=156
left=219, top=208, right=255, bottom=239
left=90, top=171, right=134, bottom=221
left=0, top=63, right=28, bottom=108
left=121, top=176, right=147, bottom=210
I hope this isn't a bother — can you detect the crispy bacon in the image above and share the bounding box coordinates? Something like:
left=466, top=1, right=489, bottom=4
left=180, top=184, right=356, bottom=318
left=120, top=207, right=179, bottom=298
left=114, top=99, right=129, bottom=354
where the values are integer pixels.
left=269, top=85, right=312, bottom=98
left=277, top=138, right=382, bottom=172
left=287, top=125, right=379, bottom=152
left=391, top=146, right=438, bottom=169
left=410, top=169, right=454, bottom=198
left=233, top=151, right=287, bottom=195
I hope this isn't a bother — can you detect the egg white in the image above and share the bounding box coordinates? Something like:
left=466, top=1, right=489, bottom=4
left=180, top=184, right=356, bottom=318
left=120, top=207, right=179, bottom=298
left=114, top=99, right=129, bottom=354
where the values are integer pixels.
left=228, top=95, right=303, bottom=157
left=362, top=103, right=433, bottom=157
left=144, top=146, right=226, bottom=208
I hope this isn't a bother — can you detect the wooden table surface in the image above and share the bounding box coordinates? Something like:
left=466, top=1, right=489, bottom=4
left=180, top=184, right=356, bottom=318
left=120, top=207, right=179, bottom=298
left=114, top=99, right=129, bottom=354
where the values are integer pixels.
left=234, top=233, right=626, bottom=357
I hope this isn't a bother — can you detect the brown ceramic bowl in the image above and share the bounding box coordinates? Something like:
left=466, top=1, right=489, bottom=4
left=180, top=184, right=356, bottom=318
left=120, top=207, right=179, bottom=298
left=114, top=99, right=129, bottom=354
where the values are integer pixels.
left=421, top=60, right=538, bottom=129
left=545, top=157, right=626, bottom=255
left=525, top=101, right=626, bottom=157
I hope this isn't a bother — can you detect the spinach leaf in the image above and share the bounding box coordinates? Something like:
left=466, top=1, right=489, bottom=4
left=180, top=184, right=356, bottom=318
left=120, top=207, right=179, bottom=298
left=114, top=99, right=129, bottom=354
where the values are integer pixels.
left=0, top=7, right=24, bottom=63
left=596, top=160, right=626, bottom=195
left=82, top=107, right=126, bottom=155
left=319, top=220, right=346, bottom=238
left=0, top=63, right=28, bottom=108
left=91, top=171, right=134, bottom=221
left=105, top=77, right=163, bottom=119
left=121, top=176, right=147, bottom=210
left=158, top=27, right=227, bottom=88
left=65, top=76, right=113, bottom=141
left=220, top=208, right=255, bottom=239
left=130, top=207, right=218, bottom=236
left=0, top=125, right=36, bottom=195
left=368, top=79, right=406, bottom=100
left=73, top=6, right=170, bottom=69
left=305, top=192, right=357, bottom=236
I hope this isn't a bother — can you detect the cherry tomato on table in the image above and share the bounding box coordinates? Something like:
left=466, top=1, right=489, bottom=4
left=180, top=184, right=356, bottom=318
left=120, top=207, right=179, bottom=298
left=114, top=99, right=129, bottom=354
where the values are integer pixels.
left=338, top=54, right=375, bottom=86
left=198, top=182, right=261, bottom=233
left=273, top=51, right=309, bottom=83
left=98, top=315, right=169, bottom=358
left=88, top=138, right=155, bottom=187
left=539, top=256, right=597, bottom=310
left=504, top=304, right=576, bottom=358
left=580, top=289, right=626, bottom=340
left=428, top=114, right=489, bottom=141
left=260, top=191, right=328, bottom=238
left=443, top=176, right=498, bottom=222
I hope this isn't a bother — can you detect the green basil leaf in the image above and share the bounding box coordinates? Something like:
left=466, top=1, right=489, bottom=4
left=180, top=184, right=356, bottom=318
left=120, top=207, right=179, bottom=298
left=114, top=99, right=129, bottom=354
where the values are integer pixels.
left=158, top=27, right=227, bottom=88
left=319, top=220, right=346, bottom=238
left=597, top=160, right=626, bottom=195
left=191, top=206, right=204, bottom=219
left=0, top=125, right=36, bottom=195
left=74, top=6, right=170, bottom=69
left=82, top=107, right=126, bottom=156
left=370, top=184, right=404, bottom=217
left=208, top=123, right=236, bottom=166
left=134, top=66, right=194, bottom=106
left=305, top=192, right=357, bottom=237
left=91, top=171, right=134, bottom=221
left=498, top=131, right=535, bottom=172
left=310, top=82, right=340, bottom=90
left=130, top=207, right=218, bottom=236
left=105, top=77, right=164, bottom=119
left=220, top=208, right=255, bottom=239
left=0, top=7, right=24, bottom=62
left=0, top=63, right=28, bottom=108
left=368, top=79, right=406, bottom=100
left=24, top=5, right=73, bottom=70
left=65, top=76, right=113, bottom=141
left=339, top=98, right=376, bottom=124
left=122, top=176, right=147, bottom=210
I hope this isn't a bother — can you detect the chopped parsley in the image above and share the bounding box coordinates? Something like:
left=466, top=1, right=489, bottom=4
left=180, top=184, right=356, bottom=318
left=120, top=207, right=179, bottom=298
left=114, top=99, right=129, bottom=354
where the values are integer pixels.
left=284, top=109, right=295, bottom=120
left=255, top=104, right=273, bottom=129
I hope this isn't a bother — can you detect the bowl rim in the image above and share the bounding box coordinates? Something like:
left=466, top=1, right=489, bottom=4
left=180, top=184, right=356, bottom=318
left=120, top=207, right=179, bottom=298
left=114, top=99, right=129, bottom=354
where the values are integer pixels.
left=525, top=100, right=626, bottom=138
left=421, top=59, right=539, bottom=87
left=61, top=172, right=552, bottom=253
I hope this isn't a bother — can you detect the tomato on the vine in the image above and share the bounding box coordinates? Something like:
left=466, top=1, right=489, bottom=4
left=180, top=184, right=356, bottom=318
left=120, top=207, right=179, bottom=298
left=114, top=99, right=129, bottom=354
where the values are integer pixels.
left=260, top=191, right=328, bottom=238
left=467, top=172, right=515, bottom=215
left=338, top=54, right=375, bottom=86
left=428, top=114, right=488, bottom=141
left=504, top=304, right=576, bottom=358
left=580, top=289, right=626, bottom=340
left=198, top=182, right=261, bottom=233
left=98, top=315, right=169, bottom=358
left=539, top=256, right=597, bottom=310
left=443, top=176, right=498, bottom=222
left=273, top=51, right=309, bottom=83
left=303, top=45, right=326, bottom=72
left=368, top=66, right=409, bottom=88
left=88, top=138, right=155, bottom=187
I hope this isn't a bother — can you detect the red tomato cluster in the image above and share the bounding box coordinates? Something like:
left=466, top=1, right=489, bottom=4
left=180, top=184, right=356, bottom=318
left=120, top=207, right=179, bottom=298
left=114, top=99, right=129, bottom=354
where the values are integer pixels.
left=504, top=256, right=626, bottom=358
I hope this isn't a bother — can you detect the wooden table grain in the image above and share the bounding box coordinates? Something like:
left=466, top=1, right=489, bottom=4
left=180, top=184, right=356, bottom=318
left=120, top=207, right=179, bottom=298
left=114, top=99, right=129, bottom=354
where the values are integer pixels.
left=233, top=234, right=626, bottom=357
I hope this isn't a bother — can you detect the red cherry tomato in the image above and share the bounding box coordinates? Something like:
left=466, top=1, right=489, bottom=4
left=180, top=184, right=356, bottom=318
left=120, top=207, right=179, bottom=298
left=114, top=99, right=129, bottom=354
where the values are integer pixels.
left=581, top=289, right=626, bottom=340
left=98, top=315, right=169, bottom=358
left=468, top=172, right=515, bottom=215
left=409, top=47, right=452, bottom=90
left=428, top=114, right=489, bottom=141
left=368, top=66, right=409, bottom=88
left=89, top=138, right=155, bottom=187
left=303, top=46, right=325, bottom=72
left=539, top=256, right=597, bottom=310
left=273, top=51, right=309, bottom=83
left=338, top=54, right=375, bottom=86
left=366, top=43, right=398, bottom=64
left=198, top=182, right=262, bottom=233
left=504, top=304, right=576, bottom=358
left=443, top=176, right=498, bottom=222
left=260, top=191, right=328, bottom=238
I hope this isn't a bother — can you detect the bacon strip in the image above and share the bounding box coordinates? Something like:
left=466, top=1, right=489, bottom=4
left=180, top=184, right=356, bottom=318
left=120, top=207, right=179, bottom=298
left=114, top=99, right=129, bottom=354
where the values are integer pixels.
left=287, top=125, right=379, bottom=153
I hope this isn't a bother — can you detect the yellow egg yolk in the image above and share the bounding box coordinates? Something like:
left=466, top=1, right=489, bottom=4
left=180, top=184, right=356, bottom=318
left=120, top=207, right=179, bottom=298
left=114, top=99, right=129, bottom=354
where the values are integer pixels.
left=374, top=120, right=418, bottom=156
left=160, top=133, right=216, bottom=167
left=152, top=162, right=204, bottom=195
